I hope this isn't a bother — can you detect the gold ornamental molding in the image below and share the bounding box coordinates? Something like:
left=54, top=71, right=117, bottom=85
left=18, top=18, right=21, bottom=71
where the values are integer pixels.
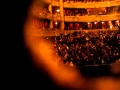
left=37, top=13, right=53, bottom=20
left=52, top=0, right=120, bottom=8
left=36, top=12, right=120, bottom=22
left=52, top=0, right=60, bottom=6
left=53, top=14, right=61, bottom=21
left=64, top=13, right=120, bottom=22
left=39, top=28, right=118, bottom=36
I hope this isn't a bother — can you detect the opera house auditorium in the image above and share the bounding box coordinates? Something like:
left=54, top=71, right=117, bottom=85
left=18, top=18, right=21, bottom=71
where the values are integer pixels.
left=31, top=0, right=120, bottom=76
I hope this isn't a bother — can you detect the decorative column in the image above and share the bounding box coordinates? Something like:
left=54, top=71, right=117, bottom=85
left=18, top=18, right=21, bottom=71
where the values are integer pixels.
left=48, top=4, right=53, bottom=29
left=60, top=0, right=64, bottom=30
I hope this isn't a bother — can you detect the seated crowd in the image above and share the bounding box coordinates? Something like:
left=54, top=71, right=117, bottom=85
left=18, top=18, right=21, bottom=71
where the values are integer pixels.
left=51, top=30, right=120, bottom=66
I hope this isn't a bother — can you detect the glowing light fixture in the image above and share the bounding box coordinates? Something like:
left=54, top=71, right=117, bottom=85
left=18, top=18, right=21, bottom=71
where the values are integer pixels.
left=102, top=22, right=104, bottom=24
left=116, top=20, right=119, bottom=23
left=56, top=9, right=60, bottom=12
left=110, top=25, right=113, bottom=30
left=55, top=22, right=58, bottom=25
left=94, top=22, right=97, bottom=24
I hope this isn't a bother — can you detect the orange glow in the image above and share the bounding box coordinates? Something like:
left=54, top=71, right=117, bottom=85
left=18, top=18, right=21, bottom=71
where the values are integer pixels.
left=88, top=22, right=90, bottom=24
left=108, top=21, right=111, bottom=23
left=94, top=22, right=97, bottom=24
left=102, top=22, right=104, bottom=24
left=56, top=9, right=60, bottom=12
left=24, top=2, right=85, bottom=89
left=116, top=20, right=119, bottom=23
left=55, top=22, right=58, bottom=25
left=23, top=0, right=120, bottom=90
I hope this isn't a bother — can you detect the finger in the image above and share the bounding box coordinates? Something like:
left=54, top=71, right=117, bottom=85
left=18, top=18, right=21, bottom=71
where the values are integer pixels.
left=23, top=0, right=86, bottom=89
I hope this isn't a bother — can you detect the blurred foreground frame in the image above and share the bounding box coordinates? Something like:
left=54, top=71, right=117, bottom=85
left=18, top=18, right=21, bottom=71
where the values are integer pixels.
left=23, top=0, right=120, bottom=90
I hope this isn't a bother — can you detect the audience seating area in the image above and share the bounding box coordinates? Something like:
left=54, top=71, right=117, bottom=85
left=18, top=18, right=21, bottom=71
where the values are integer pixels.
left=44, top=29, right=120, bottom=67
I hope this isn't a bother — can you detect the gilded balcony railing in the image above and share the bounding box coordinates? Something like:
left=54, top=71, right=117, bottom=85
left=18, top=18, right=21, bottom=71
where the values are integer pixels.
left=39, top=28, right=118, bottom=36
left=53, top=14, right=61, bottom=21
left=38, top=13, right=53, bottom=20
left=64, top=0, right=120, bottom=8
left=51, top=0, right=120, bottom=8
left=65, top=13, right=120, bottom=22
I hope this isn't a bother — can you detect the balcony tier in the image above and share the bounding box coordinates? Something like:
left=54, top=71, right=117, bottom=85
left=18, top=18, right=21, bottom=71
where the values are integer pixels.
left=64, top=13, right=120, bottom=22
left=52, top=0, right=120, bottom=8
left=40, top=28, right=118, bottom=36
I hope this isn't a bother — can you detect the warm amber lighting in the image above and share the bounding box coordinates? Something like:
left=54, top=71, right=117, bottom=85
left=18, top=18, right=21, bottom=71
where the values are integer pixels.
left=116, top=20, right=119, bottom=23
left=56, top=9, right=60, bottom=12
left=108, top=21, right=111, bottom=23
left=110, top=25, right=113, bottom=29
left=55, top=22, right=58, bottom=25
left=102, top=22, right=104, bottom=24
left=105, top=9, right=106, bottom=12
left=94, top=22, right=97, bottom=24
left=23, top=0, right=120, bottom=90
